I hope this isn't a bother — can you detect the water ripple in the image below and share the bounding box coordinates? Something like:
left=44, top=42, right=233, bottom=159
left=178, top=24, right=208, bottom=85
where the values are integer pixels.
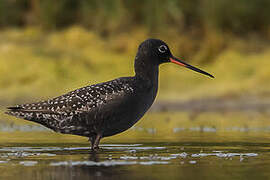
left=50, top=160, right=169, bottom=166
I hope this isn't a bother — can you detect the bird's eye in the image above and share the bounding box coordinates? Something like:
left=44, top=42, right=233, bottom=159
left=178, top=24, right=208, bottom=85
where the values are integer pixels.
left=158, top=45, right=167, bottom=53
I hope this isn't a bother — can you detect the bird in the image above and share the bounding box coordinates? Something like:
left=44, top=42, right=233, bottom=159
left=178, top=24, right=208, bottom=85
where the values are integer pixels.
left=5, top=39, right=214, bottom=150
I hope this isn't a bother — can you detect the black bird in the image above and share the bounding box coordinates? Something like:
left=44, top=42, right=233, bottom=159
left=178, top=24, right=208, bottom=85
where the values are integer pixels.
left=6, top=39, right=214, bottom=150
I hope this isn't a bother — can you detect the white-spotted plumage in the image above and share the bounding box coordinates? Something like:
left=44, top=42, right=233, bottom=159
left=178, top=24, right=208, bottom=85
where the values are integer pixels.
left=6, top=78, right=135, bottom=136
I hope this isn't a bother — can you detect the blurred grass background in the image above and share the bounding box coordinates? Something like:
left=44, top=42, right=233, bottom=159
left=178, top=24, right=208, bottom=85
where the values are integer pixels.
left=0, top=0, right=270, bottom=103
left=1, top=0, right=270, bottom=140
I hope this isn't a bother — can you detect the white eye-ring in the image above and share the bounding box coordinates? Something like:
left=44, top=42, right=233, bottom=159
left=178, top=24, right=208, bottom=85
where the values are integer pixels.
left=158, top=45, right=167, bottom=53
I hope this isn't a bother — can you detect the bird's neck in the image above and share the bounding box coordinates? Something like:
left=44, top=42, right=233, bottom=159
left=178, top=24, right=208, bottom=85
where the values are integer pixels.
left=134, top=58, right=159, bottom=85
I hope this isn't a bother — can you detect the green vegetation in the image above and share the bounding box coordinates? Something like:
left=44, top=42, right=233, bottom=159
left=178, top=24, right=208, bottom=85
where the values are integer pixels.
left=0, top=0, right=269, bottom=105
left=1, top=0, right=270, bottom=35
left=0, top=27, right=270, bottom=106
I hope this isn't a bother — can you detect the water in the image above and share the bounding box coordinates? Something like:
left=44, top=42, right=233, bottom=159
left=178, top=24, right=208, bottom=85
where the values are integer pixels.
left=1, top=111, right=270, bottom=179
left=1, top=138, right=270, bottom=180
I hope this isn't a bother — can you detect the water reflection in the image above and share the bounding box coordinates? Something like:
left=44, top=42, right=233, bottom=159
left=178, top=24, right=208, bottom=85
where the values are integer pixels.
left=0, top=142, right=269, bottom=180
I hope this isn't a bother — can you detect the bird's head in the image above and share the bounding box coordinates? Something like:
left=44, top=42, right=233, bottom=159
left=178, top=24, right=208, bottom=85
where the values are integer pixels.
left=136, top=39, right=214, bottom=78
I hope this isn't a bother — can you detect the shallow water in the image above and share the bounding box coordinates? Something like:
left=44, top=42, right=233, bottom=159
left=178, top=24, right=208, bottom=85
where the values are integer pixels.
left=1, top=139, right=270, bottom=180
left=1, top=111, right=270, bottom=179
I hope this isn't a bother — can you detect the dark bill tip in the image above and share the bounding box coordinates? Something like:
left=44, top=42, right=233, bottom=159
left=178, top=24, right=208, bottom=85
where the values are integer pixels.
left=169, top=57, right=214, bottom=78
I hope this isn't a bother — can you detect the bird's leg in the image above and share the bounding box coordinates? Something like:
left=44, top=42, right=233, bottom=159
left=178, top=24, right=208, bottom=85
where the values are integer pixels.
left=92, top=133, right=102, bottom=151
left=89, top=136, right=96, bottom=150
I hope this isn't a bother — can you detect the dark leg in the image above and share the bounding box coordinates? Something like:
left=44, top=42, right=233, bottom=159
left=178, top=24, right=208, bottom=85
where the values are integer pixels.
left=89, top=136, right=96, bottom=150
left=92, top=133, right=102, bottom=151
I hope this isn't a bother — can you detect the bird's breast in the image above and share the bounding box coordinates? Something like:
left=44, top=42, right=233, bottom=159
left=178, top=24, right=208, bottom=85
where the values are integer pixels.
left=102, top=82, right=158, bottom=137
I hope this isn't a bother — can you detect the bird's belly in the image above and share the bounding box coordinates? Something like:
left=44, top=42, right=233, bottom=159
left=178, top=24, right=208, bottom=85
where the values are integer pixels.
left=102, top=118, right=137, bottom=137
left=102, top=93, right=155, bottom=137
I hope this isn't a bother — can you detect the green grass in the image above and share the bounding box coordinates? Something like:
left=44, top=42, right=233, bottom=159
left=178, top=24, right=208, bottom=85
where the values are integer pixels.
left=1, top=0, right=270, bottom=36
left=0, top=26, right=270, bottom=106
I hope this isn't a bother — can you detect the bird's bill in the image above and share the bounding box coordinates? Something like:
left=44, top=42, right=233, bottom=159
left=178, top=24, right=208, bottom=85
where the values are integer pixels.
left=169, top=57, right=214, bottom=78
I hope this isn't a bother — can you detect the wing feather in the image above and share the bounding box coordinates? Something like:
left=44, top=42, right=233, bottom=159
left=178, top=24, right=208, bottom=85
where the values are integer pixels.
left=6, top=78, right=135, bottom=136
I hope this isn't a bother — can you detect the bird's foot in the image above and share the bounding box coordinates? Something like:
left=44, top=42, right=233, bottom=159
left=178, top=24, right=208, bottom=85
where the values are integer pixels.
left=91, top=146, right=100, bottom=152
left=89, top=133, right=102, bottom=152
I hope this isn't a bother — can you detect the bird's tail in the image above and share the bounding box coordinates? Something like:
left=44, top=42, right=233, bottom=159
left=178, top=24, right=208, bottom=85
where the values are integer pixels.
left=5, top=106, right=61, bottom=132
left=6, top=106, right=34, bottom=120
